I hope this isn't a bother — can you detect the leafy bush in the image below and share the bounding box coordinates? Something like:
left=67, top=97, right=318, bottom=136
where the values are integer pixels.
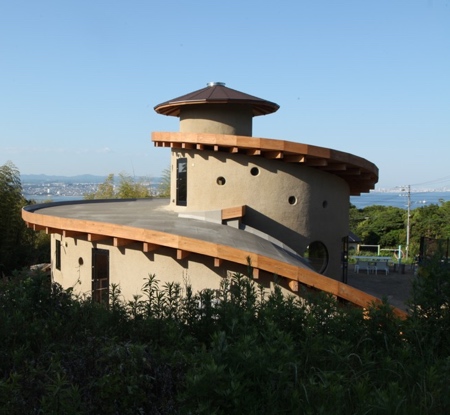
left=1, top=269, right=450, bottom=414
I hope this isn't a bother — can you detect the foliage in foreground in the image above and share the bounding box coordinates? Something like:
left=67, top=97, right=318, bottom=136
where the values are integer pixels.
left=0, top=161, right=50, bottom=275
left=1, top=268, right=450, bottom=414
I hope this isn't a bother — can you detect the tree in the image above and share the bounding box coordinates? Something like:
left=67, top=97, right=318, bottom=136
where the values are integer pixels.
left=84, top=173, right=151, bottom=200
left=0, top=161, right=49, bottom=274
left=158, top=166, right=171, bottom=198
left=350, top=204, right=405, bottom=248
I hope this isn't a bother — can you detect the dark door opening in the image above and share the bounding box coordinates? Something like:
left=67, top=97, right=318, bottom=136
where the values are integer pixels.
left=92, top=248, right=109, bottom=304
left=176, top=158, right=187, bottom=206
left=341, top=236, right=349, bottom=284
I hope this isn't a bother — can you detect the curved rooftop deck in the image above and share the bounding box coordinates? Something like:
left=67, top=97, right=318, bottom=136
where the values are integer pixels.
left=22, top=199, right=406, bottom=317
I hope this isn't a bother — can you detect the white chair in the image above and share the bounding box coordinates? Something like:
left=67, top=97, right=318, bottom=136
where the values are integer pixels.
left=355, top=260, right=370, bottom=274
left=375, top=260, right=389, bottom=275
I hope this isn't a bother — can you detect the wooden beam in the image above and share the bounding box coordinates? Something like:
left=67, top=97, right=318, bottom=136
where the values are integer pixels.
left=252, top=268, right=260, bottom=279
left=289, top=280, right=299, bottom=292
left=182, top=142, right=195, bottom=149
left=284, top=154, right=306, bottom=163
left=213, top=145, right=220, bottom=152
left=114, top=237, right=133, bottom=247
left=63, top=230, right=85, bottom=239
left=46, top=227, right=63, bottom=235
left=221, top=205, right=246, bottom=220
left=263, top=151, right=283, bottom=159
left=323, top=163, right=347, bottom=171
left=33, top=224, right=46, bottom=231
left=88, top=233, right=108, bottom=242
left=228, top=147, right=239, bottom=153
left=170, top=142, right=182, bottom=149
left=337, top=168, right=361, bottom=176
left=303, top=158, right=328, bottom=167
left=177, top=249, right=190, bottom=260
left=246, top=149, right=261, bottom=156
left=143, top=242, right=159, bottom=252
left=214, top=257, right=223, bottom=267
left=196, top=144, right=205, bottom=150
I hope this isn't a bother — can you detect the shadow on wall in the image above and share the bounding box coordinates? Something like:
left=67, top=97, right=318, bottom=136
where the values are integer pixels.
left=243, top=206, right=309, bottom=257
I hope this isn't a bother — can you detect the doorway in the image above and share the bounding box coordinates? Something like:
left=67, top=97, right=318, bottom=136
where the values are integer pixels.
left=92, top=248, right=109, bottom=304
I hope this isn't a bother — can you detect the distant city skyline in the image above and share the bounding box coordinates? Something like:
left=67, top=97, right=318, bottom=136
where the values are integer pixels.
left=1, top=1, right=449, bottom=189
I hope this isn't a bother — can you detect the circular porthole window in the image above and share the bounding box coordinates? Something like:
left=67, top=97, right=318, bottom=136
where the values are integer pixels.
left=322, top=200, right=328, bottom=208
left=250, top=167, right=259, bottom=176
left=217, top=177, right=226, bottom=185
left=288, top=196, right=297, bottom=205
left=304, top=241, right=329, bottom=274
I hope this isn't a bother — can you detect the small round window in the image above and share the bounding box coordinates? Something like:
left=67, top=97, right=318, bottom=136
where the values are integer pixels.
left=304, top=241, right=329, bottom=274
left=322, top=200, right=328, bottom=208
left=288, top=196, right=297, bottom=205
left=217, top=177, right=226, bottom=185
left=250, top=167, right=259, bottom=176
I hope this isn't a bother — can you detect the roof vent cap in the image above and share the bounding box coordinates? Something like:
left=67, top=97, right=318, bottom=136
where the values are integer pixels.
left=207, top=82, right=226, bottom=87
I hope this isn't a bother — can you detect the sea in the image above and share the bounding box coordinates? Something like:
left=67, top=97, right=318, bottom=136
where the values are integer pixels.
left=350, top=191, right=450, bottom=210
left=25, top=191, right=450, bottom=210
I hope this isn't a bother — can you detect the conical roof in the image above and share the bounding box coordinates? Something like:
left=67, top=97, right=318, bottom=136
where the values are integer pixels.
left=154, top=82, right=279, bottom=117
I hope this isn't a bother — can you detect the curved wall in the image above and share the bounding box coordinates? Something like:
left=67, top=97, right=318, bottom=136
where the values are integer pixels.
left=180, top=104, right=253, bottom=136
left=170, top=150, right=350, bottom=278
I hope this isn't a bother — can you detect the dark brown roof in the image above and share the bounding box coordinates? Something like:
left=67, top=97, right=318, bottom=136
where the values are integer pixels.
left=154, top=82, right=280, bottom=117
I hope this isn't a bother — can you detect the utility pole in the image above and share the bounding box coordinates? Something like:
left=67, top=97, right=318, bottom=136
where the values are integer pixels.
left=405, top=185, right=411, bottom=260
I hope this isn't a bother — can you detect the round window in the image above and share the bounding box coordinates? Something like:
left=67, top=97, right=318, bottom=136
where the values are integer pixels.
left=304, top=241, right=329, bottom=274
left=288, top=196, right=297, bottom=205
left=217, top=177, right=226, bottom=185
left=250, top=167, right=259, bottom=176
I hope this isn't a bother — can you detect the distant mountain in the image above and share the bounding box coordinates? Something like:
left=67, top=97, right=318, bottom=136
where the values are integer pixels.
left=21, top=174, right=108, bottom=184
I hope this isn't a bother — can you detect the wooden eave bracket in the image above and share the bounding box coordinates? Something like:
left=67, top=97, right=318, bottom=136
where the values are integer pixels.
left=114, top=237, right=133, bottom=247
left=289, top=280, right=299, bottom=292
left=284, top=154, right=306, bottom=163
left=214, top=257, right=223, bottom=267
left=182, top=142, right=195, bottom=149
left=303, top=158, right=328, bottom=167
left=246, top=149, right=261, bottom=156
left=177, top=249, right=190, bottom=260
left=63, top=230, right=85, bottom=239
left=46, top=227, right=63, bottom=235
left=323, top=163, right=347, bottom=172
left=143, top=242, right=159, bottom=253
left=88, top=233, right=109, bottom=242
left=263, top=150, right=283, bottom=159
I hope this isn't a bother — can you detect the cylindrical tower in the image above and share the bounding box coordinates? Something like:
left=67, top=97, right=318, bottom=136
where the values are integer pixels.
left=153, top=83, right=378, bottom=280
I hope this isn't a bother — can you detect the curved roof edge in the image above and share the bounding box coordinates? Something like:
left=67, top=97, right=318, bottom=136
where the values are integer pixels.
left=154, top=83, right=280, bottom=117
left=22, top=201, right=405, bottom=318
left=152, top=132, right=379, bottom=195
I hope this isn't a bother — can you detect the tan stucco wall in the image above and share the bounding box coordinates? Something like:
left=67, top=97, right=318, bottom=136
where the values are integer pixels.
left=169, top=150, right=350, bottom=279
left=180, top=104, right=253, bottom=136
left=51, top=235, right=294, bottom=302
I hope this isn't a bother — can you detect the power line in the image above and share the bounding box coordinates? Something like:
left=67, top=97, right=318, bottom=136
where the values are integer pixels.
left=409, top=175, right=450, bottom=187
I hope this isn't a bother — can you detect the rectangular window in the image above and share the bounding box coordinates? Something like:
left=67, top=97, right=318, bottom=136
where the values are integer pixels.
left=92, top=248, right=110, bottom=304
left=176, top=157, right=187, bottom=206
left=55, top=239, right=61, bottom=270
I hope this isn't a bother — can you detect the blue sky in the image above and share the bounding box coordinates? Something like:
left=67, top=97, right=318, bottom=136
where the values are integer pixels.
left=1, top=0, right=449, bottom=190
